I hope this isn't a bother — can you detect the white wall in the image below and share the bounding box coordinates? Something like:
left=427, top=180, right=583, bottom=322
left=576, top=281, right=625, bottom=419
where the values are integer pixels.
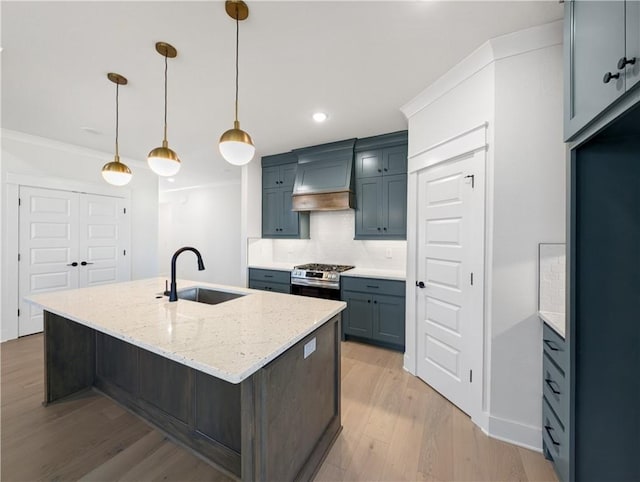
left=240, top=158, right=263, bottom=286
left=1, top=130, right=159, bottom=341
left=158, top=183, right=242, bottom=287
left=402, top=21, right=565, bottom=450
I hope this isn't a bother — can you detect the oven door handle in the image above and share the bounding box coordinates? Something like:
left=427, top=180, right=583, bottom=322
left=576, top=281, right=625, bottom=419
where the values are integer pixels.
left=291, top=278, right=340, bottom=289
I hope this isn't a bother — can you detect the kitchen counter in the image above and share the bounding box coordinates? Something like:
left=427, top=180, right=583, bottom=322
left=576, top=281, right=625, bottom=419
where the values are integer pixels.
left=26, top=277, right=345, bottom=384
left=538, top=310, right=565, bottom=338
left=247, top=262, right=296, bottom=271
left=343, top=268, right=406, bottom=281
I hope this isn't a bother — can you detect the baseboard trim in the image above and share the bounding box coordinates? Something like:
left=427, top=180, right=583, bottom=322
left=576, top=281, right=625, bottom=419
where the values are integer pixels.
left=486, top=415, right=542, bottom=452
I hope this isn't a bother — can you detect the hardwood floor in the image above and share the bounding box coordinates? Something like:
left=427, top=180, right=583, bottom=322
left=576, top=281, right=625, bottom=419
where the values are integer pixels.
left=1, top=334, right=557, bottom=481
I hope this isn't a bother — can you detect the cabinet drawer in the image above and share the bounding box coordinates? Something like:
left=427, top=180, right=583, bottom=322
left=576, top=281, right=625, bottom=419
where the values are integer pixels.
left=543, top=351, right=566, bottom=423
left=341, top=276, right=405, bottom=296
left=543, top=322, right=566, bottom=374
left=248, top=268, right=290, bottom=285
left=542, top=396, right=565, bottom=462
left=248, top=280, right=290, bottom=294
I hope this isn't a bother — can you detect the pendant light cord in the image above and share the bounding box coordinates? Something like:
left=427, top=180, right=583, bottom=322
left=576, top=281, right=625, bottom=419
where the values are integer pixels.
left=235, top=4, right=239, bottom=124
left=163, top=53, right=168, bottom=142
left=115, top=82, right=120, bottom=159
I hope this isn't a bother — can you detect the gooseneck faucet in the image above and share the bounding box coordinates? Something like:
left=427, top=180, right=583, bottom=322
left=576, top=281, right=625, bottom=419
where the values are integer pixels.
left=168, top=246, right=205, bottom=302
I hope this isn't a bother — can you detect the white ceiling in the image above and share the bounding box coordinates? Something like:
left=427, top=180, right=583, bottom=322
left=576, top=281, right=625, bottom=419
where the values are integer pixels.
left=1, top=1, right=563, bottom=191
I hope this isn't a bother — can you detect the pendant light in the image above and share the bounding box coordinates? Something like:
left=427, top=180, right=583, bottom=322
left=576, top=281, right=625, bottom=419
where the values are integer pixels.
left=148, top=42, right=181, bottom=177
left=102, top=73, right=132, bottom=186
left=219, top=0, right=255, bottom=166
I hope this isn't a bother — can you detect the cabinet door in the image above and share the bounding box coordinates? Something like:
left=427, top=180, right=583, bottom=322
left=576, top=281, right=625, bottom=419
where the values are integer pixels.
left=280, top=164, right=297, bottom=189
left=626, top=1, right=640, bottom=91
left=355, top=150, right=382, bottom=178
left=566, top=0, right=625, bottom=140
left=383, top=145, right=408, bottom=176
left=262, top=189, right=280, bottom=237
left=342, top=291, right=373, bottom=337
left=279, top=188, right=299, bottom=237
left=382, top=174, right=407, bottom=238
left=263, top=166, right=281, bottom=189
left=355, top=177, right=383, bottom=238
left=372, top=294, right=405, bottom=347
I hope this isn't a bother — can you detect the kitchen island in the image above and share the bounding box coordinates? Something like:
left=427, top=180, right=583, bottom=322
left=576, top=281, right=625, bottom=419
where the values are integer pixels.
left=26, top=278, right=345, bottom=481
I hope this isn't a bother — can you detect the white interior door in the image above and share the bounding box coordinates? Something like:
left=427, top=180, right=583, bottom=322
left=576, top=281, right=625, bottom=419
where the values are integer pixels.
left=416, top=151, right=484, bottom=418
left=18, top=187, right=80, bottom=336
left=79, top=194, right=130, bottom=287
left=18, top=187, right=130, bottom=337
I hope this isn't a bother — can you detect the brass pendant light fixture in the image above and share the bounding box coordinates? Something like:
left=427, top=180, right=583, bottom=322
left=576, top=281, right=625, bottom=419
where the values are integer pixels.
left=219, top=0, right=255, bottom=166
left=148, top=42, right=181, bottom=177
left=102, top=73, right=133, bottom=186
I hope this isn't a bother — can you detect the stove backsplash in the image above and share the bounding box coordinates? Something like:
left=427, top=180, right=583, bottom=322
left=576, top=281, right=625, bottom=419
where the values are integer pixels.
left=249, top=210, right=406, bottom=271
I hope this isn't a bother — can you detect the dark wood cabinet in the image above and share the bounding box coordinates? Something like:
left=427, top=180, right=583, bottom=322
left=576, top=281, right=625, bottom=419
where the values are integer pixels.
left=354, top=132, right=408, bottom=240
left=341, top=276, right=405, bottom=350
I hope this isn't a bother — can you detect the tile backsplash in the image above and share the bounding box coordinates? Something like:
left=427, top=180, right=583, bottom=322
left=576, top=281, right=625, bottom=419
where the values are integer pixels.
left=539, top=243, right=566, bottom=313
left=248, top=210, right=406, bottom=270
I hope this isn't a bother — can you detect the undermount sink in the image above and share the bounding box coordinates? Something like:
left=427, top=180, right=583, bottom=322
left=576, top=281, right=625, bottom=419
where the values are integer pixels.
left=176, top=287, right=245, bottom=305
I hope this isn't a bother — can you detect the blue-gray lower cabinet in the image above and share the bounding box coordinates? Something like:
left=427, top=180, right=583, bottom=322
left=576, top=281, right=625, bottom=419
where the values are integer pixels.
left=341, top=276, right=405, bottom=351
left=248, top=268, right=291, bottom=294
left=542, top=322, right=568, bottom=482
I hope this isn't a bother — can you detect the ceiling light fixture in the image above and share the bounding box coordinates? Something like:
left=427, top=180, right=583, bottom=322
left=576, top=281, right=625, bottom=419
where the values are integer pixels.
left=101, top=73, right=132, bottom=186
left=218, top=0, right=255, bottom=166
left=312, top=112, right=328, bottom=123
left=148, top=42, right=181, bottom=177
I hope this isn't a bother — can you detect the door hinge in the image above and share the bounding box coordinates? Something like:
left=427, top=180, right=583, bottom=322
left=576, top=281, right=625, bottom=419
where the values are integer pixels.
left=18, top=197, right=22, bottom=206
left=17, top=309, right=20, bottom=317
left=123, top=249, right=126, bottom=256
left=470, top=370, right=473, bottom=383
left=464, top=174, right=475, bottom=188
left=123, top=207, right=127, bottom=214
left=18, top=253, right=21, bottom=262
left=470, top=272, right=474, bottom=285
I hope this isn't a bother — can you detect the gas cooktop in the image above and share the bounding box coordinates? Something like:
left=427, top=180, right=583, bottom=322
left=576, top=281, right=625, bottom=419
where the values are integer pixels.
left=293, top=263, right=355, bottom=273
left=291, top=263, right=355, bottom=290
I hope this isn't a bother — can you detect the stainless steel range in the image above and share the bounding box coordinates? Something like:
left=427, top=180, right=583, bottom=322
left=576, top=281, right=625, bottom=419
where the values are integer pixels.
left=291, top=263, right=355, bottom=299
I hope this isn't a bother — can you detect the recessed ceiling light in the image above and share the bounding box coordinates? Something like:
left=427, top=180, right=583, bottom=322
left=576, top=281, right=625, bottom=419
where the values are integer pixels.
left=312, top=112, right=328, bottom=123
left=80, top=126, right=101, bottom=135
left=167, top=178, right=175, bottom=183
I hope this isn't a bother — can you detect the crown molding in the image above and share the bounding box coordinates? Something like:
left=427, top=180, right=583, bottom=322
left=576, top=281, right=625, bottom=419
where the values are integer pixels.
left=400, top=20, right=563, bottom=119
left=1, top=128, right=149, bottom=169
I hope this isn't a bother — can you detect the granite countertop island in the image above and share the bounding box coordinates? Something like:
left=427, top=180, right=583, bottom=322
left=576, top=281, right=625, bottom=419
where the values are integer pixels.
left=27, top=278, right=345, bottom=481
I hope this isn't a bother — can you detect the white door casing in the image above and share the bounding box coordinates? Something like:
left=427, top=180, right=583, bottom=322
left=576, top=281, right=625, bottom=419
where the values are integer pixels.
left=415, top=149, right=485, bottom=419
left=18, top=186, right=131, bottom=336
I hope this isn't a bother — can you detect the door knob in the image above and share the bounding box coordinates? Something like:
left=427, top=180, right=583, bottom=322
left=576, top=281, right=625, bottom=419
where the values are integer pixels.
left=67, top=262, right=78, bottom=267
left=80, top=261, right=94, bottom=266
left=603, top=71, right=620, bottom=83
left=416, top=281, right=425, bottom=288
left=617, top=56, right=636, bottom=70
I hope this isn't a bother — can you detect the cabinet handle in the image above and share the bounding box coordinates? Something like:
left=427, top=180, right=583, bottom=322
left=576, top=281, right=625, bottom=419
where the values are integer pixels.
left=543, top=339, right=560, bottom=352
left=80, top=261, right=94, bottom=266
left=367, top=299, right=371, bottom=303
left=383, top=227, right=387, bottom=231
left=264, top=275, right=274, bottom=278
left=377, top=227, right=381, bottom=231
left=544, top=425, right=560, bottom=446
left=617, top=56, right=636, bottom=70
left=545, top=378, right=561, bottom=395
left=366, top=285, right=379, bottom=289
left=67, top=262, right=78, bottom=267
left=603, top=71, right=620, bottom=83
left=373, top=300, right=377, bottom=304
left=383, top=168, right=388, bottom=172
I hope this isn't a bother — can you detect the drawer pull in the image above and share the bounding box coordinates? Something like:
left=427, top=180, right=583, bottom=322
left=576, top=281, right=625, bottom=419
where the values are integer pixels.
left=264, top=275, right=274, bottom=278
left=543, top=339, right=560, bottom=352
left=545, top=378, right=561, bottom=395
left=544, top=425, right=560, bottom=446
left=366, top=285, right=379, bottom=289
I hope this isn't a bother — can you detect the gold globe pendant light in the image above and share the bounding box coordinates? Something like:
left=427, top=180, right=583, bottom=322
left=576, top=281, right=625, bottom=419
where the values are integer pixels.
left=219, top=0, right=255, bottom=166
left=102, top=73, right=133, bottom=186
left=148, top=42, right=181, bottom=177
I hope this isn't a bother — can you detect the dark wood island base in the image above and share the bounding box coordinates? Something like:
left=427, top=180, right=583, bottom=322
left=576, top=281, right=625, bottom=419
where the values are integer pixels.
left=43, top=311, right=342, bottom=481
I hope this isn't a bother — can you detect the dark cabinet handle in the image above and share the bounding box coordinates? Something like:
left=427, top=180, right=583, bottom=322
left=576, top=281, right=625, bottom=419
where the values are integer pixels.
left=545, top=378, right=561, bottom=395
left=377, top=227, right=381, bottom=231
left=617, top=56, right=636, bottom=70
left=543, top=339, right=560, bottom=352
left=383, top=168, right=388, bottom=172
left=603, top=71, right=620, bottom=83
left=416, top=281, right=425, bottom=288
left=366, top=285, right=379, bottom=289
left=367, top=299, right=371, bottom=303
left=383, top=227, right=387, bottom=231
left=80, top=261, right=94, bottom=266
left=264, top=275, right=274, bottom=278
left=67, top=262, right=78, bottom=267
left=373, top=300, right=377, bottom=304
left=544, top=425, right=560, bottom=446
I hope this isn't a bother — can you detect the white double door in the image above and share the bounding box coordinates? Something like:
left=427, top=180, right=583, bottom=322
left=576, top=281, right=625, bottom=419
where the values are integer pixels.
left=415, top=151, right=484, bottom=418
left=18, top=186, right=130, bottom=336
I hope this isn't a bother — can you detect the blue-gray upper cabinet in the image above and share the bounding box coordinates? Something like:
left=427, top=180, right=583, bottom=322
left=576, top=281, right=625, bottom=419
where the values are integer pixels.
left=565, top=0, right=640, bottom=141
left=262, top=153, right=309, bottom=239
left=354, top=131, right=408, bottom=240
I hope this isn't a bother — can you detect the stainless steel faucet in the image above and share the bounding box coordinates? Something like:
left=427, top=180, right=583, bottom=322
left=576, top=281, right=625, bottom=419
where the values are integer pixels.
left=168, top=246, right=205, bottom=302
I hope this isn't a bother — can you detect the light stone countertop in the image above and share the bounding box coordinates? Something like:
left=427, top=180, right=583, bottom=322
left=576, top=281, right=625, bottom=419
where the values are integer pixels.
left=247, top=263, right=296, bottom=271
left=343, top=268, right=406, bottom=281
left=538, top=310, right=565, bottom=339
left=26, top=278, right=346, bottom=384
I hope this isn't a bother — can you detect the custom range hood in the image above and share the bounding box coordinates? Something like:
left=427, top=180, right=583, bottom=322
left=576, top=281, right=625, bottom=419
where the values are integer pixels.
left=291, top=138, right=356, bottom=211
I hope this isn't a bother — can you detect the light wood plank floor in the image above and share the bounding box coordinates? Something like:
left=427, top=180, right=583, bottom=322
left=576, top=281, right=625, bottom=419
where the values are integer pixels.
left=1, top=334, right=557, bottom=481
